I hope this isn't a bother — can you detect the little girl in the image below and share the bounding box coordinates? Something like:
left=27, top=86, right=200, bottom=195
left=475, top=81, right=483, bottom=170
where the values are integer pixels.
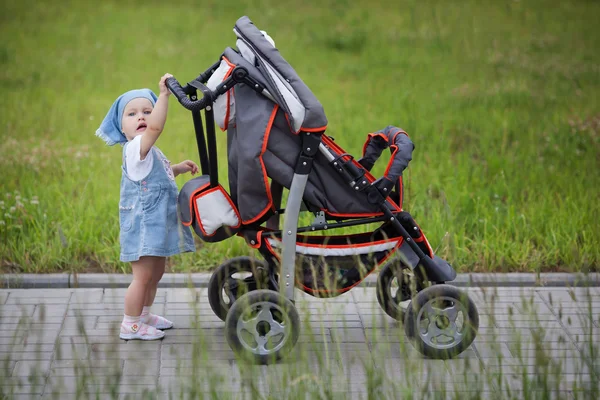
left=96, top=73, right=197, bottom=340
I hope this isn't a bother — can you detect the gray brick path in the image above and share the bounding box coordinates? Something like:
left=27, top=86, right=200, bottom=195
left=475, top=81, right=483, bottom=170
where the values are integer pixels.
left=0, top=286, right=598, bottom=399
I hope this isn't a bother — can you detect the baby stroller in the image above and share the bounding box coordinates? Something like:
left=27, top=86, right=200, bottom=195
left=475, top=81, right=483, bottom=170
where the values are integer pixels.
left=170, top=16, right=479, bottom=364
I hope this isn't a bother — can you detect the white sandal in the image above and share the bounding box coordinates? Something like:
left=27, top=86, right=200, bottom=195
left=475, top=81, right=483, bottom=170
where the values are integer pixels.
left=144, top=314, right=174, bottom=330
left=120, top=321, right=165, bottom=340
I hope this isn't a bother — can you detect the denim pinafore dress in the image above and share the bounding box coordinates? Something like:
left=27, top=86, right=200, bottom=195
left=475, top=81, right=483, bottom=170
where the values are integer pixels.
left=119, top=144, right=195, bottom=262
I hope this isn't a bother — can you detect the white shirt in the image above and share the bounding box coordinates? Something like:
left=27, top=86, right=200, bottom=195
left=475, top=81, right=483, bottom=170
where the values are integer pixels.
left=125, top=135, right=154, bottom=181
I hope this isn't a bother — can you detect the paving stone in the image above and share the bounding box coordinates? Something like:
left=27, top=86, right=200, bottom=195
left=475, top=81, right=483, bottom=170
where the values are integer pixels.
left=46, top=375, right=159, bottom=394
left=305, top=319, right=363, bottom=328
left=32, top=305, right=68, bottom=320
left=0, top=291, right=9, bottom=305
left=536, top=288, right=594, bottom=304
left=70, top=289, right=104, bottom=304
left=6, top=296, right=71, bottom=305
left=102, top=288, right=166, bottom=304
left=12, top=360, right=51, bottom=378
left=0, top=304, right=36, bottom=319
left=50, top=359, right=123, bottom=377
left=371, top=342, right=431, bottom=359
left=158, top=375, right=242, bottom=395
left=558, top=313, right=598, bottom=329
left=87, top=342, right=160, bottom=360
left=7, top=289, right=73, bottom=298
left=57, top=335, right=123, bottom=345
left=0, top=360, right=16, bottom=377
left=160, top=357, right=233, bottom=369
left=60, top=316, right=98, bottom=331
left=164, top=288, right=199, bottom=303
left=165, top=301, right=212, bottom=310
left=59, top=327, right=117, bottom=337
left=122, top=359, right=159, bottom=376
left=493, top=372, right=597, bottom=392
left=472, top=342, right=514, bottom=359
left=66, top=302, right=124, bottom=311
left=2, top=331, right=59, bottom=346
left=299, top=302, right=360, bottom=316
left=0, top=381, right=45, bottom=395
left=0, top=351, right=55, bottom=362
left=53, top=343, right=90, bottom=360
left=365, top=327, right=410, bottom=343
left=485, top=359, right=597, bottom=375
left=0, top=343, right=55, bottom=353
left=360, top=313, right=401, bottom=328
left=329, top=327, right=367, bottom=343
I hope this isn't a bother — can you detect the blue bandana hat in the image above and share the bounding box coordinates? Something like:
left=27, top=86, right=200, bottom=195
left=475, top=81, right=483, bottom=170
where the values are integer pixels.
left=95, top=89, right=158, bottom=146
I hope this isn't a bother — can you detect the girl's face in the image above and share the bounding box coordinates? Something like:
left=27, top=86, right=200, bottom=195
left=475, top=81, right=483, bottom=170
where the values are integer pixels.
left=121, top=98, right=154, bottom=140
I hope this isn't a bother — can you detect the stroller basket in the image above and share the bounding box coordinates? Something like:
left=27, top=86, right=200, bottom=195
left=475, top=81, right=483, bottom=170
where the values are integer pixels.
left=268, top=233, right=402, bottom=297
left=178, top=175, right=241, bottom=242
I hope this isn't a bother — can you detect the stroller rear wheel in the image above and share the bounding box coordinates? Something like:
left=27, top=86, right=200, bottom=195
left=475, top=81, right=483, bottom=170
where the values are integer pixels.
left=208, top=257, right=272, bottom=321
left=376, top=260, right=425, bottom=321
left=404, top=284, right=479, bottom=359
left=225, top=289, right=300, bottom=364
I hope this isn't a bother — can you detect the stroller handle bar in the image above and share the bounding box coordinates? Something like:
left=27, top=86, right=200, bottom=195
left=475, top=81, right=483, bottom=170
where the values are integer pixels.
left=166, top=77, right=213, bottom=112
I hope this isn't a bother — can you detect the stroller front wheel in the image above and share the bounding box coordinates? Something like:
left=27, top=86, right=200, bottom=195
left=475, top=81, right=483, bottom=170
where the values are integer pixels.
left=376, top=260, right=425, bottom=321
left=225, top=289, right=300, bottom=364
left=208, top=257, right=271, bottom=321
left=404, top=284, right=479, bottom=359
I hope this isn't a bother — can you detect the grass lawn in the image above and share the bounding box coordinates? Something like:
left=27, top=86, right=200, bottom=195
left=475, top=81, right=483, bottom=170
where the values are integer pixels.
left=0, top=0, right=598, bottom=274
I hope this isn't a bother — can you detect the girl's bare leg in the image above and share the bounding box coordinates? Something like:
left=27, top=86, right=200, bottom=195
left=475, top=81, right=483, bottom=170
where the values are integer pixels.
left=141, top=257, right=173, bottom=329
left=144, top=257, right=166, bottom=307
left=120, top=256, right=165, bottom=340
left=125, top=257, right=155, bottom=316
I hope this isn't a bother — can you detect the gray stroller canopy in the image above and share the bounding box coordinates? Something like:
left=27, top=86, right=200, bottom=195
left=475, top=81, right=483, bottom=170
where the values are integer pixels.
left=213, top=17, right=404, bottom=225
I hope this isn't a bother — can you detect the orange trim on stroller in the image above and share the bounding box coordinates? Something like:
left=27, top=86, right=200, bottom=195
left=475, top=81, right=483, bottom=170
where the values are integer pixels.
left=181, top=182, right=211, bottom=226
left=242, top=104, right=278, bottom=225
left=361, top=132, right=387, bottom=157
left=221, top=56, right=237, bottom=131
left=300, top=125, right=328, bottom=133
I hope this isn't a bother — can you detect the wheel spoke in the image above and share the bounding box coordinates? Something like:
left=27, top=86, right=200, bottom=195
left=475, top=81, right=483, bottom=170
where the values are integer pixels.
left=422, top=302, right=439, bottom=318
left=239, top=313, right=258, bottom=334
left=256, top=334, right=268, bottom=353
left=447, top=322, right=463, bottom=341
left=256, top=307, right=273, bottom=324
left=444, top=304, right=459, bottom=323
left=423, top=319, right=444, bottom=341
left=268, top=319, right=285, bottom=336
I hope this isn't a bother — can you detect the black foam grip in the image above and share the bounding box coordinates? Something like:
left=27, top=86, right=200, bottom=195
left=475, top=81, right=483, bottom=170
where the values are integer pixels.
left=165, top=77, right=209, bottom=112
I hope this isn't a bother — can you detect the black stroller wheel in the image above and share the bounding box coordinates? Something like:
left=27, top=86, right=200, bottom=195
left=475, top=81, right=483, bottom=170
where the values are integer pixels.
left=208, top=257, right=271, bottom=321
left=404, top=284, right=479, bottom=359
left=376, top=260, right=425, bottom=321
left=225, top=289, right=300, bottom=364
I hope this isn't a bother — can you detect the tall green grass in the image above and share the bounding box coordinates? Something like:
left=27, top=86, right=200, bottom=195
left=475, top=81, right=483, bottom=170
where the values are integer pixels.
left=0, top=0, right=598, bottom=273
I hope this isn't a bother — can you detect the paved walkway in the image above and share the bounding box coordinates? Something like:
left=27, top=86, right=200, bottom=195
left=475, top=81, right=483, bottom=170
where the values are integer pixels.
left=1, top=284, right=599, bottom=399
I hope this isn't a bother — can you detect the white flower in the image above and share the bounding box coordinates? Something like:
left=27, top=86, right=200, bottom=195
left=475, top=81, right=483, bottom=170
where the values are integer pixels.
left=0, top=220, right=5, bottom=226
left=9, top=207, right=15, bottom=213
left=30, top=199, right=39, bottom=205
